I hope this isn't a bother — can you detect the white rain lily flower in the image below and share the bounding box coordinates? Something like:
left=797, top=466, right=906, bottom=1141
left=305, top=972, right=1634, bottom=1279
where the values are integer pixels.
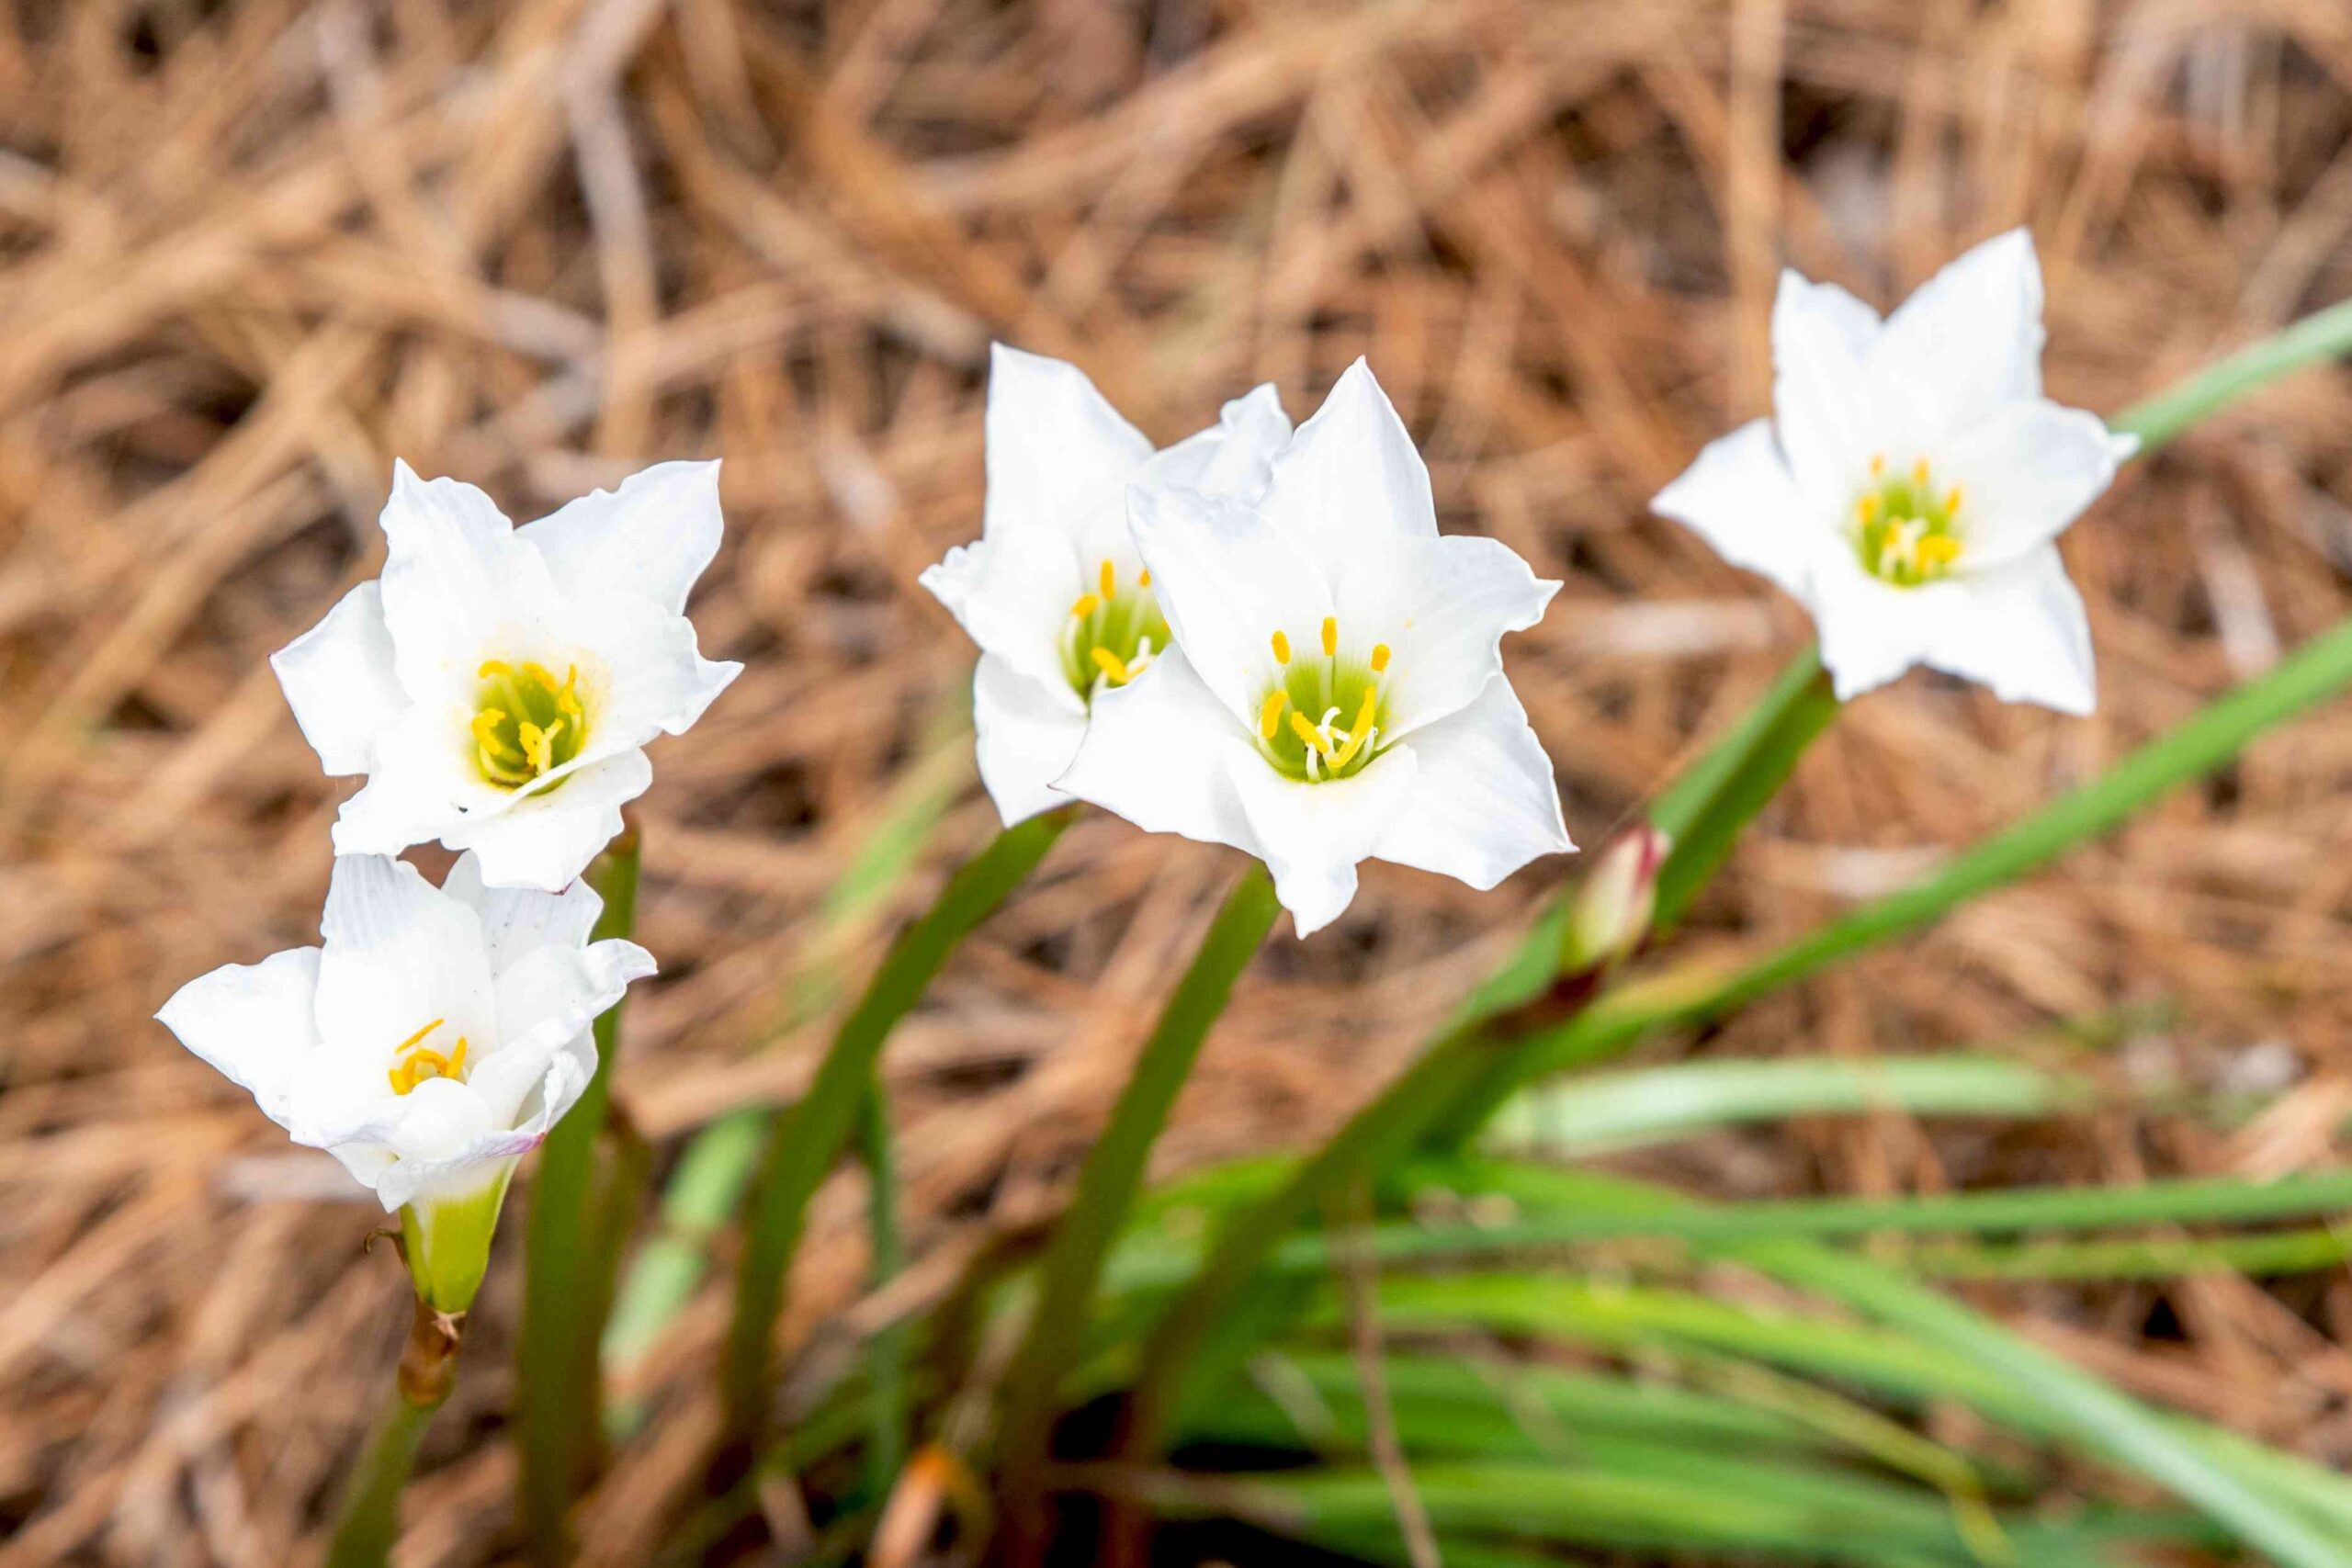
left=1058, top=359, right=1574, bottom=937
left=920, top=344, right=1293, bottom=826
left=273, top=461, right=742, bottom=891
left=1653, top=229, right=2134, bottom=713
left=156, top=852, right=654, bottom=1309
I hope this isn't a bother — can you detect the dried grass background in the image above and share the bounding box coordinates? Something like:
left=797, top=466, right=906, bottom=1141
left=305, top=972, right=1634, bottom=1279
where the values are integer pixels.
left=6, top=1, right=2352, bottom=1563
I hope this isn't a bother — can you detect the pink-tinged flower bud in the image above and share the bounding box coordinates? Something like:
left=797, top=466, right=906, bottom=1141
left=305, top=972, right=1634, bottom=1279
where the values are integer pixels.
left=1562, top=822, right=1669, bottom=977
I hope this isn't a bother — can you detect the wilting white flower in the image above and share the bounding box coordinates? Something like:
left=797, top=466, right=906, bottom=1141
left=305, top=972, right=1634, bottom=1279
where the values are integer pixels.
left=273, top=461, right=741, bottom=891
left=1058, top=360, right=1573, bottom=937
left=921, top=344, right=1293, bottom=826
left=1653, top=230, right=2133, bottom=713
left=157, top=853, right=653, bottom=1307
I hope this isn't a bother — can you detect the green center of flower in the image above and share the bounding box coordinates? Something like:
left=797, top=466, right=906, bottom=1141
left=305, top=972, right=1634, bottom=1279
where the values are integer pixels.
left=1061, top=558, right=1169, bottom=698
left=1255, top=616, right=1392, bottom=784
left=471, top=658, right=586, bottom=791
left=388, top=1017, right=470, bottom=1095
left=1852, top=453, right=1965, bottom=587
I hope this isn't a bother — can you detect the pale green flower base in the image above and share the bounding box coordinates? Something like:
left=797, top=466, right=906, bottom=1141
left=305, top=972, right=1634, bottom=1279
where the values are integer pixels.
left=400, top=1172, right=514, bottom=1314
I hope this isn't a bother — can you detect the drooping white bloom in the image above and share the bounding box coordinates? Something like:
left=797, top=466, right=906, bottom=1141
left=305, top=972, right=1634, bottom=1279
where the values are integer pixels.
left=1058, top=359, right=1574, bottom=937
left=1653, top=230, right=2134, bottom=713
left=157, top=854, right=653, bottom=1306
left=273, top=461, right=741, bottom=891
left=920, top=344, right=1293, bottom=826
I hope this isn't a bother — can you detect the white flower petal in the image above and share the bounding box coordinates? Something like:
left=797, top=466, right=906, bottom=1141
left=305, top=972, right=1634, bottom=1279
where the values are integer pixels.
left=1943, top=399, right=2128, bottom=570
left=1771, top=271, right=1886, bottom=510
left=443, top=748, right=654, bottom=891
left=155, top=945, right=322, bottom=1126
left=1371, top=678, right=1572, bottom=889
left=1809, top=552, right=1947, bottom=702
left=1128, top=485, right=1333, bottom=728
left=972, top=653, right=1089, bottom=827
left=517, top=459, right=723, bottom=615
left=1875, top=229, right=2044, bottom=438
left=330, top=701, right=483, bottom=857
left=1351, top=535, right=1558, bottom=739
left=1924, top=544, right=2097, bottom=715
left=1055, top=648, right=1260, bottom=852
left=377, top=462, right=560, bottom=696
left=474, top=936, right=653, bottom=1124
left=569, top=590, right=741, bottom=750
left=1651, top=418, right=1816, bottom=597
left=309, top=858, right=497, bottom=1110
left=1254, top=358, right=1437, bottom=567
left=982, top=344, right=1154, bottom=545
left=1225, top=743, right=1422, bottom=937
left=1140, top=382, right=1293, bottom=499
left=440, top=852, right=605, bottom=975
left=920, top=530, right=1090, bottom=701
left=271, top=582, right=406, bottom=776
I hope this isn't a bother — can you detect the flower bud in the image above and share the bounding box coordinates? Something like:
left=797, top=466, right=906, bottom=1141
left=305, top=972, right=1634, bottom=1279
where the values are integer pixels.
left=1561, top=822, right=1668, bottom=977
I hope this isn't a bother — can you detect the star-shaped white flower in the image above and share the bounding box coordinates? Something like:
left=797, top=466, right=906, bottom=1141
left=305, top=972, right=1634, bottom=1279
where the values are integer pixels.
left=273, top=461, right=741, bottom=891
left=1057, top=359, right=1574, bottom=936
left=920, top=344, right=1293, bottom=826
left=1653, top=230, right=2134, bottom=712
left=157, top=854, right=653, bottom=1265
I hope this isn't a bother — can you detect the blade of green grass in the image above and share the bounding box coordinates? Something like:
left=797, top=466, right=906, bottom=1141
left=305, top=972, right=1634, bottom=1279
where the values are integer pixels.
left=721, top=804, right=1077, bottom=1456
left=515, top=824, right=640, bottom=1566
left=995, top=863, right=1282, bottom=1545
left=2109, top=295, right=2352, bottom=453
left=857, top=1074, right=909, bottom=1504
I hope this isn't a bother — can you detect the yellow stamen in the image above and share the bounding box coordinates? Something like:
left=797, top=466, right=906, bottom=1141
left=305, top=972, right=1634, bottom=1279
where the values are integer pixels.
left=1320, top=616, right=1338, bottom=657
left=1917, top=536, right=1962, bottom=567
left=1856, top=492, right=1880, bottom=525
left=1137, top=569, right=1151, bottom=587
left=1943, top=486, right=1963, bottom=514
left=1089, top=646, right=1132, bottom=684
left=1288, top=709, right=1333, bottom=757
left=395, top=1018, right=447, bottom=1055
left=1370, top=643, right=1391, bottom=674
left=1869, top=453, right=1886, bottom=479
left=1100, top=559, right=1116, bottom=601
left=519, top=719, right=561, bottom=776
left=1329, top=689, right=1380, bottom=770
left=1259, top=691, right=1287, bottom=739
left=555, top=664, right=583, bottom=720
left=1911, top=457, right=1930, bottom=486
left=1070, top=592, right=1101, bottom=620
left=1271, top=629, right=1292, bottom=664
left=387, top=1019, right=470, bottom=1095
left=478, top=659, right=514, bottom=679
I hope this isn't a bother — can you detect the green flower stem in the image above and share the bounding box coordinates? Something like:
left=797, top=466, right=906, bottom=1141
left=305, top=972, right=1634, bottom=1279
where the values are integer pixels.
left=858, top=1074, right=910, bottom=1502
left=514, top=822, right=640, bottom=1566
left=1457, top=605, right=2352, bottom=1125
left=2109, top=294, right=2352, bottom=454
left=325, top=1298, right=464, bottom=1568
left=721, top=806, right=1077, bottom=1456
left=1645, top=643, right=1838, bottom=935
left=995, top=863, right=1281, bottom=1548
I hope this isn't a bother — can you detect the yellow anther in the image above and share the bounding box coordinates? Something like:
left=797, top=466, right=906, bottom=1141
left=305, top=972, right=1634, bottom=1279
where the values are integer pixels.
left=1911, top=457, right=1930, bottom=486
left=1869, top=453, right=1886, bottom=479
left=1856, top=492, right=1880, bottom=524
left=478, top=659, right=514, bottom=679
left=1070, top=592, right=1102, bottom=620
left=519, top=660, right=562, bottom=692
left=387, top=1019, right=469, bottom=1095
left=519, top=720, right=562, bottom=776
left=1370, top=644, right=1391, bottom=674
left=1320, top=616, right=1338, bottom=657
left=1288, top=709, right=1334, bottom=757
left=1137, top=569, right=1151, bottom=587
left=1917, top=535, right=1962, bottom=567
left=1259, top=691, right=1287, bottom=739
left=1329, top=689, right=1380, bottom=770
left=1272, top=629, right=1292, bottom=664
left=395, top=1018, right=447, bottom=1055
left=1088, top=646, right=1132, bottom=684
left=1943, top=486, right=1963, bottom=514
left=1100, top=559, right=1117, bottom=601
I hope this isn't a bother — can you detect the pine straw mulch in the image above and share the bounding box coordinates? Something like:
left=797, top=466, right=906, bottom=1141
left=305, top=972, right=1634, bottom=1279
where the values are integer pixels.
left=5, top=2, right=2352, bottom=1564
